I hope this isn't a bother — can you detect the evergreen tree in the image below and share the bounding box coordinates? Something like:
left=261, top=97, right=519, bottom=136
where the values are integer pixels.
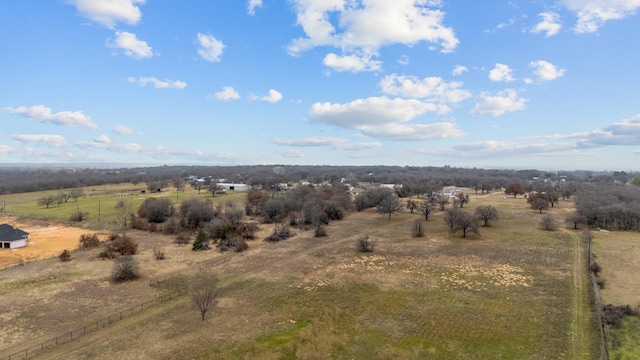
left=192, top=229, right=210, bottom=251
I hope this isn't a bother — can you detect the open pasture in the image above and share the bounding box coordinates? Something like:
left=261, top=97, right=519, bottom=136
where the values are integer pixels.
left=0, top=190, right=598, bottom=359
left=592, top=231, right=640, bottom=358
left=0, top=183, right=245, bottom=224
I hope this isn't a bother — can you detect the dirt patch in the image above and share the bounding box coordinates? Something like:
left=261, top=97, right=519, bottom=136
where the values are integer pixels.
left=0, top=215, right=103, bottom=269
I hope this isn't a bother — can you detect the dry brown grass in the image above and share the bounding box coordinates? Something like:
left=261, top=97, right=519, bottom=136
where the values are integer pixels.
left=0, top=191, right=598, bottom=359
left=592, top=231, right=640, bottom=306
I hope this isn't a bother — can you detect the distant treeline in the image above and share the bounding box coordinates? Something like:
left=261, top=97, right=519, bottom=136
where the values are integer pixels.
left=0, top=164, right=635, bottom=195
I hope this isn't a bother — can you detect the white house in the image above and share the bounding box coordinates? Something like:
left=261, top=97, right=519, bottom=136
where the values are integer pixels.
left=0, top=224, right=29, bottom=249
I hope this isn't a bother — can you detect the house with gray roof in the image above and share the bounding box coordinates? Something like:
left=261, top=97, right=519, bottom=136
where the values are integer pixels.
left=0, top=224, right=29, bottom=249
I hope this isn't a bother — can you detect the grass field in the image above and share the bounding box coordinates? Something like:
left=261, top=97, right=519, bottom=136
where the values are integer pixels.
left=0, top=184, right=246, bottom=224
left=0, top=189, right=599, bottom=359
left=592, top=231, right=640, bottom=359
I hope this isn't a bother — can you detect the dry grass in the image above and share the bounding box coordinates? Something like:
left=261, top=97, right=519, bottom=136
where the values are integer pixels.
left=592, top=231, right=640, bottom=358
left=0, top=191, right=599, bottom=359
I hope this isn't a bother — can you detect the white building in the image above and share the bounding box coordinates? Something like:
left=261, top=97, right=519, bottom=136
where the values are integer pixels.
left=216, top=183, right=252, bottom=192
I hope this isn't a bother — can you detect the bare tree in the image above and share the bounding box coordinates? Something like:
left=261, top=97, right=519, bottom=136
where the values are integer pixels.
left=115, top=199, right=134, bottom=228
left=454, top=192, right=470, bottom=208
left=69, top=188, right=85, bottom=202
left=58, top=191, right=72, bottom=203
left=447, top=208, right=479, bottom=238
left=531, top=198, right=549, bottom=214
left=193, top=180, right=203, bottom=194
left=191, top=275, right=218, bottom=320
left=209, top=181, right=221, bottom=197
left=138, top=197, right=175, bottom=223
left=356, top=235, right=376, bottom=252
left=417, top=200, right=435, bottom=221
left=112, top=255, right=139, bottom=282
left=38, top=195, right=56, bottom=208
left=173, top=177, right=185, bottom=193
left=377, top=193, right=402, bottom=220
left=546, top=188, right=560, bottom=207
left=435, top=193, right=450, bottom=211
left=406, top=199, right=418, bottom=214
left=475, top=205, right=499, bottom=227
left=540, top=214, right=557, bottom=231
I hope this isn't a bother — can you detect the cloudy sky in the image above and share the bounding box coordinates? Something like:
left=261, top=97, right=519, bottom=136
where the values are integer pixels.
left=1, top=0, right=639, bottom=170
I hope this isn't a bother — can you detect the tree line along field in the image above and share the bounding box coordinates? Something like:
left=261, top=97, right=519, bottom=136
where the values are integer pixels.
left=0, top=187, right=602, bottom=359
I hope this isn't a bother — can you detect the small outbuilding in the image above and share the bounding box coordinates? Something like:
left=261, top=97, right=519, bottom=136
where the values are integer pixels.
left=0, top=224, right=29, bottom=249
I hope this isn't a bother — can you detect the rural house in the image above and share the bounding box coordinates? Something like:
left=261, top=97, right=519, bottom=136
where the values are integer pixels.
left=0, top=224, right=29, bottom=249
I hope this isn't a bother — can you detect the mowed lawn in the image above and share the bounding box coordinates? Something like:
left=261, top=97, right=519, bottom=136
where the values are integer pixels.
left=592, top=231, right=640, bottom=359
left=0, top=190, right=598, bottom=359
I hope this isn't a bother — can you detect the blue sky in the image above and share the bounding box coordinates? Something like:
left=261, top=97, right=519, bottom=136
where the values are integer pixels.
left=1, top=0, right=639, bottom=171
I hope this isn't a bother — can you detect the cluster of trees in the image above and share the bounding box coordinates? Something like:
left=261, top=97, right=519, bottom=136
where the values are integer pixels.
left=36, top=188, right=85, bottom=209
left=573, top=183, right=640, bottom=231
left=133, top=197, right=256, bottom=252
left=253, top=185, right=351, bottom=236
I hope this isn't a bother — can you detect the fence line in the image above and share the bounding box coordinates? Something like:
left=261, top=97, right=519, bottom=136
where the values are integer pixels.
left=0, top=254, right=231, bottom=360
left=587, top=236, right=609, bottom=360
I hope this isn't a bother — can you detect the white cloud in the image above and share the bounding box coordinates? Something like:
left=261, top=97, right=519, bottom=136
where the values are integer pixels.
left=358, top=122, right=466, bottom=141
left=470, top=89, right=527, bottom=116
left=273, top=137, right=347, bottom=147
left=489, top=63, right=515, bottom=82
left=529, top=60, right=566, bottom=82
left=109, top=31, right=153, bottom=59
left=485, top=17, right=517, bottom=33
left=0, top=145, right=12, bottom=153
left=127, top=76, right=187, bottom=89
left=94, top=134, right=111, bottom=144
left=452, top=65, right=468, bottom=76
left=260, top=89, right=283, bottom=103
left=113, top=124, right=138, bottom=135
left=308, top=96, right=464, bottom=141
left=212, top=86, right=240, bottom=101
left=288, top=0, right=459, bottom=72
left=323, top=53, right=382, bottom=72
left=248, top=0, right=263, bottom=16
left=70, top=0, right=145, bottom=28
left=5, top=105, right=98, bottom=129
left=379, top=74, right=471, bottom=104
left=278, top=149, right=306, bottom=158
left=450, top=140, right=577, bottom=158
left=111, top=143, right=144, bottom=152
left=272, top=136, right=382, bottom=150
left=561, top=0, right=640, bottom=33
left=12, top=134, right=68, bottom=148
left=309, top=96, right=438, bottom=128
left=578, top=114, right=640, bottom=147
left=76, top=136, right=110, bottom=149
left=336, top=142, right=382, bottom=150
left=531, top=12, right=562, bottom=37
left=197, top=33, right=225, bottom=62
